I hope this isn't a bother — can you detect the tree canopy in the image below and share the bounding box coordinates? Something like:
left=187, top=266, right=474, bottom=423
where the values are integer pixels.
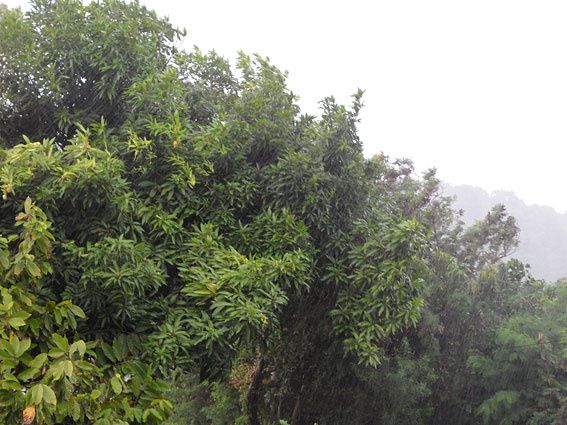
left=0, top=1, right=565, bottom=424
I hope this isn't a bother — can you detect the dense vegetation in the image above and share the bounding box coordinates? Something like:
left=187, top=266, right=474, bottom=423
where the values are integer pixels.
left=0, top=1, right=565, bottom=424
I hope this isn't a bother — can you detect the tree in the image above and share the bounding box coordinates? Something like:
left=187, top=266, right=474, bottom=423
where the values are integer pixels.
left=1, top=2, right=429, bottom=424
left=0, top=0, right=182, bottom=147
left=469, top=280, right=567, bottom=425
left=4, top=2, right=561, bottom=425
left=0, top=198, right=172, bottom=424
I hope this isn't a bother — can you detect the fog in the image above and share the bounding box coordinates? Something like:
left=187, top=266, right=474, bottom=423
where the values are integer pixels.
left=6, top=0, right=567, bottom=212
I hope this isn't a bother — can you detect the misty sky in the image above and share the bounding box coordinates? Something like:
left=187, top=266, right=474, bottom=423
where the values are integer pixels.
left=5, top=0, right=567, bottom=212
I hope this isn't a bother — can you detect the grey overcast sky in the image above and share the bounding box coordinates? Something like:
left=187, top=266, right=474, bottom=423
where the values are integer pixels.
left=5, top=0, right=567, bottom=212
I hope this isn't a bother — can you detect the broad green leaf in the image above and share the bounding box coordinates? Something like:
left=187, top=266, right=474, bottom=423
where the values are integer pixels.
left=30, top=384, right=43, bottom=405
left=8, top=311, right=31, bottom=329
left=0, top=251, right=9, bottom=270
left=16, top=338, right=31, bottom=357
left=112, top=336, right=128, bottom=361
left=8, top=334, right=20, bottom=357
left=101, top=342, right=117, bottom=362
left=69, top=397, right=81, bottom=421
left=52, top=334, right=69, bottom=352
left=17, top=367, right=39, bottom=381
left=69, top=340, right=87, bottom=357
left=26, top=261, right=41, bottom=278
left=63, top=360, right=74, bottom=377
left=110, top=376, right=122, bottom=395
left=68, top=304, right=86, bottom=319
left=29, top=353, right=48, bottom=369
left=50, top=360, right=66, bottom=381
left=41, top=384, right=56, bottom=405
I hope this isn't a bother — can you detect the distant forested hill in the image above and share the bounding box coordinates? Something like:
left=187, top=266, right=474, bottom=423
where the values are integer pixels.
left=443, top=184, right=567, bottom=282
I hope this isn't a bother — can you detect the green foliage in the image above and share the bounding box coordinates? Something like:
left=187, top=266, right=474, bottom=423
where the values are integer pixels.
left=63, top=236, right=167, bottom=336
left=1, top=1, right=429, bottom=422
left=332, top=216, right=426, bottom=366
left=0, top=199, right=171, bottom=424
left=163, top=373, right=245, bottom=425
left=469, top=281, right=567, bottom=425
left=1, top=1, right=564, bottom=424
left=0, top=0, right=183, bottom=146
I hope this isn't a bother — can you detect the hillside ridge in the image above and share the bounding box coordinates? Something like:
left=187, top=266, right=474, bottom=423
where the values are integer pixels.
left=443, top=183, right=567, bottom=281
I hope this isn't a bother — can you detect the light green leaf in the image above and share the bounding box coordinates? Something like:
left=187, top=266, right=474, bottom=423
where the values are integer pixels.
left=17, top=338, right=31, bottom=357
left=110, top=376, right=122, bottom=395
left=42, top=384, right=56, bottom=405
left=52, top=334, right=69, bottom=352
left=69, top=340, right=87, bottom=357
left=30, top=384, right=43, bottom=405
left=29, top=353, right=48, bottom=369
left=50, top=360, right=66, bottom=381
left=68, top=304, right=86, bottom=319
left=69, top=397, right=81, bottom=420
left=63, top=360, right=74, bottom=377
left=8, top=311, right=31, bottom=329
left=26, top=261, right=41, bottom=278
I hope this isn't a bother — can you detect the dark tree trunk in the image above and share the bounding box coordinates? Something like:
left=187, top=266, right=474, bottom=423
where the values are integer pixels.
left=290, top=384, right=304, bottom=425
left=247, top=351, right=265, bottom=425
